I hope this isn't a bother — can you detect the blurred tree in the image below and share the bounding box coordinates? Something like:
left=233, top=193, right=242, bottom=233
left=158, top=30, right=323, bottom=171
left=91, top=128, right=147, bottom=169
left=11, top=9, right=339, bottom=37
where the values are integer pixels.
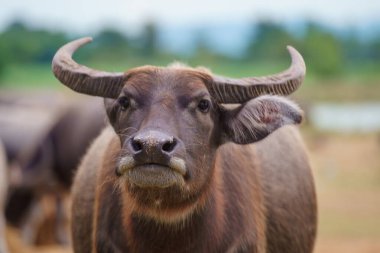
left=96, top=29, right=128, bottom=48
left=139, top=22, right=159, bottom=57
left=0, top=58, right=4, bottom=82
left=0, top=20, right=67, bottom=64
left=341, top=30, right=364, bottom=61
left=301, top=22, right=343, bottom=77
left=245, top=21, right=297, bottom=62
left=192, top=29, right=221, bottom=63
left=86, top=28, right=131, bottom=62
left=0, top=18, right=379, bottom=83
left=367, top=35, right=380, bottom=61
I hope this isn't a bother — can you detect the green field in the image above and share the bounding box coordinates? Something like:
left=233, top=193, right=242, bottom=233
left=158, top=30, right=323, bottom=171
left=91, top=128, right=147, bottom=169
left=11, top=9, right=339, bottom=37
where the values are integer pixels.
left=1, top=62, right=380, bottom=103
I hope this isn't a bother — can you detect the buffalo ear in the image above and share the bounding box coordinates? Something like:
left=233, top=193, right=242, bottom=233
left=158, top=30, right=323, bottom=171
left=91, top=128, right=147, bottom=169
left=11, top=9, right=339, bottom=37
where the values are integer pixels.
left=220, top=95, right=303, bottom=144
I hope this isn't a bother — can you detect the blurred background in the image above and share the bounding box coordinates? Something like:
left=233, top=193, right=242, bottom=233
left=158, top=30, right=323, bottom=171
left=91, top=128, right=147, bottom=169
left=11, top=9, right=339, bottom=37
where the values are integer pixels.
left=0, top=0, right=379, bottom=252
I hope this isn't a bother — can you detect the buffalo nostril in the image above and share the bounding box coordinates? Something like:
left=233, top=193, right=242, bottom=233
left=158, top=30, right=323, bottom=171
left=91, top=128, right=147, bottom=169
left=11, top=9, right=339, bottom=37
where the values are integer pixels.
left=131, top=139, right=143, bottom=152
left=162, top=139, right=177, bottom=153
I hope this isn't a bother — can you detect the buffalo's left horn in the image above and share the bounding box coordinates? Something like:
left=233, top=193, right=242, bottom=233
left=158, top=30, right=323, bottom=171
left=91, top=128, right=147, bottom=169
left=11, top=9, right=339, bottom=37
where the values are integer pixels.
left=209, top=46, right=306, bottom=103
left=52, top=37, right=125, bottom=98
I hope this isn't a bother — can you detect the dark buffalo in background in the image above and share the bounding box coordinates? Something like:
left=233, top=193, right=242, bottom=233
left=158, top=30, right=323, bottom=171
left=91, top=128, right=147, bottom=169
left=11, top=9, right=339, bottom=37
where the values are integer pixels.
left=0, top=91, right=106, bottom=246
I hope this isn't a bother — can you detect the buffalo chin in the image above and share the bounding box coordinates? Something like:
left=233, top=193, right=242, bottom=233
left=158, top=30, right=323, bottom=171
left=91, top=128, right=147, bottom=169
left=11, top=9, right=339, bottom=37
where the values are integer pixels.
left=127, top=164, right=185, bottom=189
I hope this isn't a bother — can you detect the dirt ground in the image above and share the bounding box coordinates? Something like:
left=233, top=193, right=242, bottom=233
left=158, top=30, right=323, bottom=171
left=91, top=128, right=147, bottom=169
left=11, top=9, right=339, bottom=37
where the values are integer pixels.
left=5, top=130, right=380, bottom=253
left=306, top=130, right=380, bottom=253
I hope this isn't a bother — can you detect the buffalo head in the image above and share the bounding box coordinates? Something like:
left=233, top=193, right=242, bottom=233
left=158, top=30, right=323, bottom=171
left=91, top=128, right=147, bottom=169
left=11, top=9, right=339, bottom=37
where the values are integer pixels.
left=52, top=38, right=305, bottom=221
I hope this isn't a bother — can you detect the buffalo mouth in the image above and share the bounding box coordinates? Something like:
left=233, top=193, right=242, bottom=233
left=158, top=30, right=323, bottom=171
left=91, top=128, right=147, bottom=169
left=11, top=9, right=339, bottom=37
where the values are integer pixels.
left=117, top=157, right=187, bottom=188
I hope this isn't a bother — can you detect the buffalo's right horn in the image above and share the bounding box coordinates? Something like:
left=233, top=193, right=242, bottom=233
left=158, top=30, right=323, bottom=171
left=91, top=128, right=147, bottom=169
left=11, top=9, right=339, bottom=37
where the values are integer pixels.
left=52, top=37, right=126, bottom=98
left=209, top=46, right=306, bottom=104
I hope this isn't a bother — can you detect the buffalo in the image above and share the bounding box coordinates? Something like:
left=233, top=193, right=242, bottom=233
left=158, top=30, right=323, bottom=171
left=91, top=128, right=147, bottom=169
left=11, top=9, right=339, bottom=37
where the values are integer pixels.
left=53, top=37, right=317, bottom=253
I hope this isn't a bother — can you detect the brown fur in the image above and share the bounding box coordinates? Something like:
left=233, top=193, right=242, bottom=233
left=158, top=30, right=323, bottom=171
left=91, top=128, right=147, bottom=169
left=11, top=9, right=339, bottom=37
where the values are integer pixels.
left=70, top=66, right=317, bottom=253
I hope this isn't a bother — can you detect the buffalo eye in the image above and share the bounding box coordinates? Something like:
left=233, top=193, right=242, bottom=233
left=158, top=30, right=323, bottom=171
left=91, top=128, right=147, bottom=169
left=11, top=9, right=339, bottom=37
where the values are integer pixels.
left=197, top=99, right=211, bottom=113
left=118, top=97, right=130, bottom=111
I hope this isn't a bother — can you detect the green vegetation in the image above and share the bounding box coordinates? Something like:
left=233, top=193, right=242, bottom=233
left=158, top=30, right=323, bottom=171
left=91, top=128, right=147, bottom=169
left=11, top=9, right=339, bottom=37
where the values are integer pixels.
left=0, top=19, right=379, bottom=101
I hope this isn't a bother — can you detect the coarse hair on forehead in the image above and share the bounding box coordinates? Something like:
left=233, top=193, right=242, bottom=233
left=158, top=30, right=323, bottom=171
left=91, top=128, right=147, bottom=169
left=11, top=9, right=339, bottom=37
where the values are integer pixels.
left=124, top=63, right=214, bottom=86
left=167, top=62, right=212, bottom=74
left=126, top=62, right=211, bottom=75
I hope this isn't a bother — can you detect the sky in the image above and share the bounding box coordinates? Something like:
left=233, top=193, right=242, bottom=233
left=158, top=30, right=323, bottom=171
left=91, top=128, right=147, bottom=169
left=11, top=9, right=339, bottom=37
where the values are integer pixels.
left=1, top=0, right=380, bottom=34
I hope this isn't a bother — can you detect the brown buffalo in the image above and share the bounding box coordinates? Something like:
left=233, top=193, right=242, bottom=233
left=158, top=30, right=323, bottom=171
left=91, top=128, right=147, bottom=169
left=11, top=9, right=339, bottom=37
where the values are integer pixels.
left=0, top=94, right=106, bottom=245
left=53, top=37, right=317, bottom=253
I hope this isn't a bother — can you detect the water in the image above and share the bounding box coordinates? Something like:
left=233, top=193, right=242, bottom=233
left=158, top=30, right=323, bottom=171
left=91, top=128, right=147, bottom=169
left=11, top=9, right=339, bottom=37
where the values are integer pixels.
left=309, top=103, right=380, bottom=133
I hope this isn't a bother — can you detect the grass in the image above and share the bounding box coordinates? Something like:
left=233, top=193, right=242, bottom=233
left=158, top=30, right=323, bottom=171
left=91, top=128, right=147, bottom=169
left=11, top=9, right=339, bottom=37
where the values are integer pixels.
left=1, top=63, right=61, bottom=90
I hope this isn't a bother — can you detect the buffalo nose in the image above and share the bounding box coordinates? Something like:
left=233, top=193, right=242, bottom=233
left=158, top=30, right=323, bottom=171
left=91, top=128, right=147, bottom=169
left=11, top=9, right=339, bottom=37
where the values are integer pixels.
left=130, top=130, right=178, bottom=156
